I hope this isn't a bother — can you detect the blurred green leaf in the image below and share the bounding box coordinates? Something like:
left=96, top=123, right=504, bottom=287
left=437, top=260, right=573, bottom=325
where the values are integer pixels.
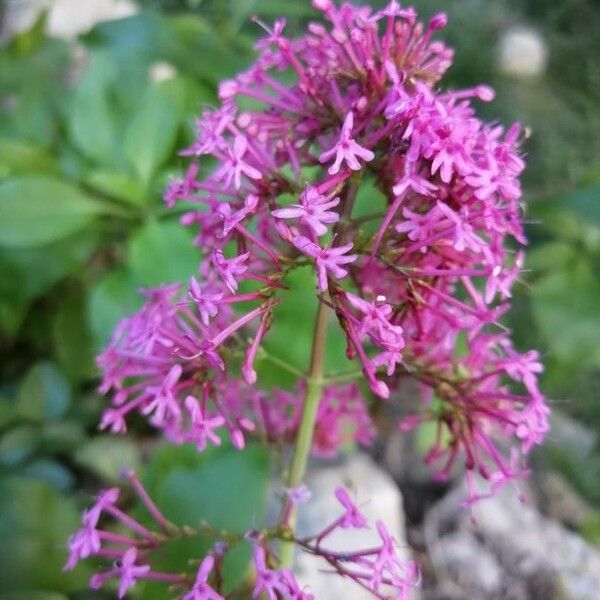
left=0, top=426, right=39, bottom=467
left=0, top=231, right=97, bottom=337
left=0, top=398, right=19, bottom=430
left=532, top=187, right=600, bottom=250
left=69, top=51, right=120, bottom=166
left=0, top=177, right=104, bottom=248
left=39, top=421, right=86, bottom=455
left=52, top=289, right=95, bottom=383
left=142, top=443, right=269, bottom=593
left=0, top=139, right=56, bottom=179
left=124, top=78, right=188, bottom=187
left=20, top=458, right=75, bottom=493
left=7, top=12, right=47, bottom=55
left=84, top=11, right=166, bottom=65
left=87, top=269, right=142, bottom=348
left=532, top=257, right=600, bottom=367
left=18, top=362, right=71, bottom=423
left=0, top=478, right=90, bottom=592
left=85, top=169, right=146, bottom=205
left=0, top=592, right=68, bottom=600
left=526, top=241, right=577, bottom=272
left=127, top=218, right=199, bottom=286
left=74, top=436, right=141, bottom=482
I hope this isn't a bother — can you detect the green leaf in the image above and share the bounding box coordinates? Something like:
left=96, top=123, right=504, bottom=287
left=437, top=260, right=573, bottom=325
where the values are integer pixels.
left=87, top=269, right=142, bottom=348
left=0, top=426, right=39, bottom=467
left=52, top=288, right=95, bottom=383
left=20, top=458, right=75, bottom=492
left=68, top=51, right=120, bottom=166
left=0, top=478, right=91, bottom=592
left=18, top=362, right=71, bottom=423
left=0, top=177, right=104, bottom=247
left=124, top=78, right=188, bottom=187
left=0, top=592, right=69, bottom=600
left=39, top=421, right=85, bottom=455
left=74, top=436, right=141, bottom=482
left=85, top=169, right=146, bottom=205
left=258, top=266, right=351, bottom=388
left=532, top=258, right=600, bottom=367
left=352, top=176, right=389, bottom=236
left=0, top=231, right=97, bottom=337
left=142, top=443, right=270, bottom=593
left=0, top=138, right=56, bottom=179
left=127, top=218, right=199, bottom=287
left=532, top=186, right=600, bottom=250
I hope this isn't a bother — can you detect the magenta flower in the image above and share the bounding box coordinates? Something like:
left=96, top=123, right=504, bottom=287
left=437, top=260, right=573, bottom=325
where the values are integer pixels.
left=272, top=186, right=340, bottom=237
left=116, top=548, right=151, bottom=599
left=212, top=249, right=249, bottom=293
left=285, top=484, right=312, bottom=506
left=164, top=163, right=200, bottom=207
left=334, top=487, right=368, bottom=529
left=251, top=545, right=312, bottom=600
left=252, top=545, right=290, bottom=600
left=319, top=112, right=375, bottom=175
left=183, top=555, right=224, bottom=600
left=64, top=522, right=101, bottom=571
left=214, top=135, right=262, bottom=190
left=185, top=395, right=226, bottom=452
left=189, top=277, right=223, bottom=326
left=143, top=364, right=182, bottom=427
left=293, top=236, right=356, bottom=291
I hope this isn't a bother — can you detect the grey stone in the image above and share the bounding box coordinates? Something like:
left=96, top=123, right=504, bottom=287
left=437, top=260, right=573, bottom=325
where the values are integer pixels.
left=293, top=452, right=416, bottom=599
left=425, top=482, right=600, bottom=600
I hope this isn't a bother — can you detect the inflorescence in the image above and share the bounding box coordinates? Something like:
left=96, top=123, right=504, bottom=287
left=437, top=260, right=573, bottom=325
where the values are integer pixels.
left=68, top=1, right=549, bottom=597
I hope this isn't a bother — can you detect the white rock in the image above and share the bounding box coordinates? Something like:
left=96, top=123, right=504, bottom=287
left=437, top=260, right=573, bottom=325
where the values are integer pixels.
left=498, top=26, right=548, bottom=78
left=427, top=483, right=600, bottom=600
left=294, top=453, right=416, bottom=599
left=47, top=0, right=138, bottom=38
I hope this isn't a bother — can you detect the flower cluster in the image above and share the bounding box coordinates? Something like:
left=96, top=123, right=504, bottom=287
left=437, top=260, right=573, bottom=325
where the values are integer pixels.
left=73, top=1, right=550, bottom=597
left=66, top=474, right=418, bottom=599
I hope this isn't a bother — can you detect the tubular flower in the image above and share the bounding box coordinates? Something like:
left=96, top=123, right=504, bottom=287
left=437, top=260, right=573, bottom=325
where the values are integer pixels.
left=77, top=2, right=551, bottom=598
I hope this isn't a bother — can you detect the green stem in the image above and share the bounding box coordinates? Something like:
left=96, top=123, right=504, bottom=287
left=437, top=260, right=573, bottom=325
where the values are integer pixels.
left=257, top=347, right=305, bottom=379
left=279, top=299, right=330, bottom=567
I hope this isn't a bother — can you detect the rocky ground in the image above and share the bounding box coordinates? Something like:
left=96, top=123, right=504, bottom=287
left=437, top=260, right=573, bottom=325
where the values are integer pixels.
left=291, top=403, right=600, bottom=600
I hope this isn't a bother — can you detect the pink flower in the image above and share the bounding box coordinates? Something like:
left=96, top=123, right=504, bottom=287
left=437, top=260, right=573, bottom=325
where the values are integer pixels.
left=285, top=484, right=312, bottom=505
left=319, top=112, right=375, bottom=175
left=65, top=523, right=101, bottom=570
left=185, top=396, right=226, bottom=452
left=252, top=546, right=290, bottom=600
left=143, top=364, right=183, bottom=427
left=189, top=277, right=223, bottom=326
left=183, top=555, right=224, bottom=600
left=293, top=236, right=356, bottom=291
left=214, top=135, right=262, bottom=190
left=272, top=186, right=340, bottom=237
left=334, top=487, right=368, bottom=529
left=116, top=548, right=151, bottom=599
left=164, top=163, right=200, bottom=207
left=213, top=250, right=249, bottom=293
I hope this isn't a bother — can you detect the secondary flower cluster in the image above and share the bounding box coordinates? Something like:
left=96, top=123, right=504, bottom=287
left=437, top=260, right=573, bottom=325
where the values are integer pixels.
left=97, top=285, right=373, bottom=456
left=65, top=474, right=418, bottom=599
left=78, top=0, right=551, bottom=597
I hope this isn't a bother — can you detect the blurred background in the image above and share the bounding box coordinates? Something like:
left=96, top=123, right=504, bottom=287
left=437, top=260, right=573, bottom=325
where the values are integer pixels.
left=1, top=1, right=600, bottom=598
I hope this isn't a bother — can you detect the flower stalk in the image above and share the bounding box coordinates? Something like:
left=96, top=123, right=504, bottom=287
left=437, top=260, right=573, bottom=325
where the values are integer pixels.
left=279, top=297, right=330, bottom=566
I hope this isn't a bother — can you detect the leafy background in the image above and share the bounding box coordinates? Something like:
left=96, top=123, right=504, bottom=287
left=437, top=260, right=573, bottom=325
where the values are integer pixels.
left=1, top=0, right=600, bottom=597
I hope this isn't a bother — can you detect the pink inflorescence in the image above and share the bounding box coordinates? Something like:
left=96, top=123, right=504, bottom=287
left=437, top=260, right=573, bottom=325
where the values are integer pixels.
left=81, top=1, right=550, bottom=597
left=65, top=473, right=417, bottom=599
